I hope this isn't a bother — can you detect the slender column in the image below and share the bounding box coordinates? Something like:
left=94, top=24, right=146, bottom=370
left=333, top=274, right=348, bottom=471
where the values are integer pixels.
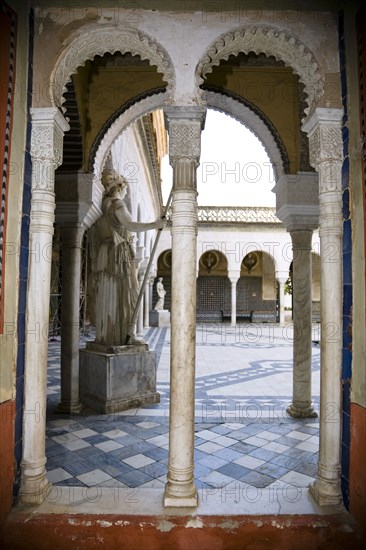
left=276, top=275, right=287, bottom=324
left=57, top=225, right=85, bottom=414
left=231, top=281, right=237, bottom=327
left=144, top=279, right=150, bottom=328
left=229, top=272, right=240, bottom=327
left=137, top=271, right=144, bottom=336
left=149, top=277, right=154, bottom=310
left=163, top=106, right=206, bottom=508
left=287, top=230, right=317, bottom=418
left=20, top=108, right=69, bottom=504
left=303, top=108, right=343, bottom=505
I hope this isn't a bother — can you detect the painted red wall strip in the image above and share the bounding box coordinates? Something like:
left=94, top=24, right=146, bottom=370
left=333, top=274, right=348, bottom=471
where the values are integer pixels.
left=0, top=3, right=17, bottom=334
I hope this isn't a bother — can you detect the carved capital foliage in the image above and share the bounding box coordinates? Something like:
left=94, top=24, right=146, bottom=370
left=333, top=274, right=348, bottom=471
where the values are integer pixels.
left=169, top=124, right=202, bottom=160
left=51, top=26, right=175, bottom=108
left=196, top=26, right=324, bottom=117
left=308, top=125, right=343, bottom=168
left=164, top=106, right=206, bottom=163
left=30, top=108, right=69, bottom=191
left=303, top=108, right=343, bottom=194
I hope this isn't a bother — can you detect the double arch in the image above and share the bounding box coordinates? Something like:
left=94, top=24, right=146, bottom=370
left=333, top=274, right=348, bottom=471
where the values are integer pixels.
left=50, top=22, right=325, bottom=120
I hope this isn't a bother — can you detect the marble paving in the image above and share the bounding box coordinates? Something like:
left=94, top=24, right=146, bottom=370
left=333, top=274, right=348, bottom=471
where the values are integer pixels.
left=46, top=323, right=320, bottom=497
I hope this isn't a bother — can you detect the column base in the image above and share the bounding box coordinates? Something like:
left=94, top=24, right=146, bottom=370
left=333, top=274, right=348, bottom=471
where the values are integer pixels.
left=164, top=483, right=198, bottom=508
left=19, top=473, right=51, bottom=505
left=55, top=400, right=83, bottom=414
left=309, top=478, right=342, bottom=506
left=287, top=403, right=318, bottom=419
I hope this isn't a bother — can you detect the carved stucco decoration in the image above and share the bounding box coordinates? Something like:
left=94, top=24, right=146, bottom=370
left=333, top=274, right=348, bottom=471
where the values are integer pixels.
left=196, top=26, right=324, bottom=118
left=309, top=115, right=343, bottom=194
left=50, top=25, right=175, bottom=109
left=30, top=108, right=69, bottom=191
left=308, top=124, right=343, bottom=193
left=169, top=124, right=202, bottom=160
left=196, top=206, right=281, bottom=224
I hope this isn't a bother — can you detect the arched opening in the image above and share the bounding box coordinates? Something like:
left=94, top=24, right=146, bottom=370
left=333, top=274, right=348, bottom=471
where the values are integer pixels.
left=44, top=101, right=321, bottom=506
left=19, top=12, right=331, bottom=513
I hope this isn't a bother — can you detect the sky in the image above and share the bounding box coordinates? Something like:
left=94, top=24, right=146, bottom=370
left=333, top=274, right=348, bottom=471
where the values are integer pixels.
left=161, top=109, right=276, bottom=207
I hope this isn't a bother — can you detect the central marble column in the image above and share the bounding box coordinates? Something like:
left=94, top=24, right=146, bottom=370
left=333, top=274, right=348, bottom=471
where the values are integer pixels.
left=303, top=108, right=344, bottom=505
left=163, top=106, right=206, bottom=508
left=287, top=229, right=317, bottom=418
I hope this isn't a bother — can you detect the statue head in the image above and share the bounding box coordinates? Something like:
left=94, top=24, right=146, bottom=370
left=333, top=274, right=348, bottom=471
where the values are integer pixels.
left=101, top=169, right=128, bottom=198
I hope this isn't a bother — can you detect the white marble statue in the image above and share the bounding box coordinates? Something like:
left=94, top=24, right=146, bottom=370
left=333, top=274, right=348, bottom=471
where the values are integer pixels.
left=154, top=277, right=166, bottom=310
left=90, top=170, right=164, bottom=346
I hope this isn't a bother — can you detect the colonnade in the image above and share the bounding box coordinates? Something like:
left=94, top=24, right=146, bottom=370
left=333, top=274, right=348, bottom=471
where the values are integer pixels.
left=20, top=106, right=343, bottom=509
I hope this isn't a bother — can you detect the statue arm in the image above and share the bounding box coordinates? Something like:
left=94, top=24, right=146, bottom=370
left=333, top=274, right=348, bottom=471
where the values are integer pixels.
left=114, top=201, right=164, bottom=231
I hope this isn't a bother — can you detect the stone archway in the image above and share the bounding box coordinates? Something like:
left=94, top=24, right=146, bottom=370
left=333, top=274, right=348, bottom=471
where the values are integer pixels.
left=92, top=90, right=286, bottom=183
left=50, top=24, right=176, bottom=109
left=195, top=25, right=324, bottom=117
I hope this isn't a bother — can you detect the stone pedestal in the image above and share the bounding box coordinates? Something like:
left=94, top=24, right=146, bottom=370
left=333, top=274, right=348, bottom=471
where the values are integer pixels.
left=149, top=309, right=171, bottom=327
left=80, top=344, right=160, bottom=413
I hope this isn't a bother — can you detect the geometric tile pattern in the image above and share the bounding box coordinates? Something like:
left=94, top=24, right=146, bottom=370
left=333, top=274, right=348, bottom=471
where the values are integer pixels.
left=46, top=325, right=320, bottom=491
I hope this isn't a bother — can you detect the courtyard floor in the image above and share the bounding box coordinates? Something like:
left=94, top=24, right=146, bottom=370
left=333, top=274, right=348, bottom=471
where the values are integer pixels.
left=44, top=322, right=322, bottom=513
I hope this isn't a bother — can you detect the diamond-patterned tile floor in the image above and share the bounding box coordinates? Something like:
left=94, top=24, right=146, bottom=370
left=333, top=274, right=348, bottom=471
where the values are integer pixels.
left=46, top=324, right=320, bottom=493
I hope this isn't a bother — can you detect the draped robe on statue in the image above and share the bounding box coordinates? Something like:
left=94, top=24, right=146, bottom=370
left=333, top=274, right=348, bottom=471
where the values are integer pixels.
left=90, top=196, right=139, bottom=346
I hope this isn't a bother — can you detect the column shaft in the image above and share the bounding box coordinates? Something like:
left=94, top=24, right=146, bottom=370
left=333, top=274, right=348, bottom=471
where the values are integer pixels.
left=278, top=280, right=286, bottom=324
left=287, top=230, right=317, bottom=418
left=230, top=279, right=238, bottom=327
left=163, top=107, right=205, bottom=508
left=137, top=272, right=144, bottom=336
left=20, top=108, right=68, bottom=504
left=58, top=225, right=84, bottom=414
left=165, top=187, right=198, bottom=506
left=304, top=108, right=343, bottom=506
left=314, top=190, right=343, bottom=504
left=144, top=281, right=150, bottom=328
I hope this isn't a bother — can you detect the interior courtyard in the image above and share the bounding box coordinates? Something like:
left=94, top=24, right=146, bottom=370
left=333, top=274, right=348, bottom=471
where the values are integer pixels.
left=1, top=1, right=365, bottom=548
